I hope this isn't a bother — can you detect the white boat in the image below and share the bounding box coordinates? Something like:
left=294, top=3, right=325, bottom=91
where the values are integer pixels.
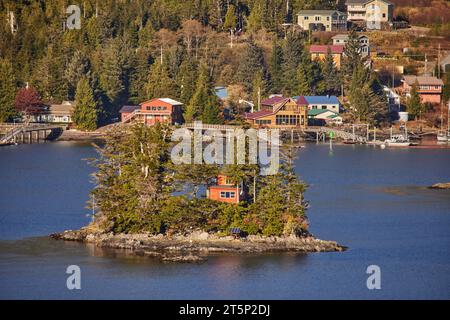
left=385, top=134, right=411, bottom=147
left=437, top=102, right=450, bottom=143
left=384, top=126, right=411, bottom=147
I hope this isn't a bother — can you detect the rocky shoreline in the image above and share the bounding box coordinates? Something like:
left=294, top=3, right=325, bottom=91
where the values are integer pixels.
left=51, top=229, right=346, bottom=263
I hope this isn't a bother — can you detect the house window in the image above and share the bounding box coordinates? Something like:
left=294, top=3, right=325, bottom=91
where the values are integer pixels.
left=304, top=16, right=309, bottom=20
left=220, top=191, right=235, bottom=199
left=327, top=17, right=330, bottom=21
left=382, top=13, right=386, bottom=18
left=256, top=119, right=271, bottom=125
left=322, top=105, right=327, bottom=110
left=315, top=16, right=320, bottom=21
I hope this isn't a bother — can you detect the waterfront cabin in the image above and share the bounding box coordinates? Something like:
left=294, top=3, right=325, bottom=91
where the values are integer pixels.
left=244, top=97, right=308, bottom=129
left=35, top=101, right=75, bottom=123
left=207, top=175, right=241, bottom=204
left=119, top=98, right=184, bottom=125
left=302, top=96, right=341, bottom=113
left=308, top=109, right=343, bottom=125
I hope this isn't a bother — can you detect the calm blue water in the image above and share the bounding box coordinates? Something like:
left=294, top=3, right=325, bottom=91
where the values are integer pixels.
left=0, top=142, right=449, bottom=299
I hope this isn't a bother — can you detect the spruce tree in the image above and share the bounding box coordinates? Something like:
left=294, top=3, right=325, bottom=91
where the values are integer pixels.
left=236, top=39, right=266, bottom=93
left=145, top=60, right=178, bottom=100
left=0, top=58, right=16, bottom=122
left=73, top=77, right=98, bottom=131
left=186, top=64, right=221, bottom=123
left=321, top=49, right=341, bottom=96
left=269, top=39, right=284, bottom=93
left=282, top=32, right=303, bottom=94
left=407, top=82, right=424, bottom=120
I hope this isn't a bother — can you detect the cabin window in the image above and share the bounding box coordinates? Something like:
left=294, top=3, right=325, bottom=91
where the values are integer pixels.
left=256, top=119, right=271, bottom=125
left=220, top=191, right=235, bottom=199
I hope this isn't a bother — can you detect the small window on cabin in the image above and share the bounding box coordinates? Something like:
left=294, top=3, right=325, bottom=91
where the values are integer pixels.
left=322, top=106, right=327, bottom=110
left=220, top=192, right=226, bottom=198
left=152, top=107, right=157, bottom=110
left=304, top=16, right=308, bottom=20
left=230, top=192, right=235, bottom=198
left=382, top=13, right=386, bottom=18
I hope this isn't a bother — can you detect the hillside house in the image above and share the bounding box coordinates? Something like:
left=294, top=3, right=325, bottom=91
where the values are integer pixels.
left=401, top=76, right=444, bottom=105
left=332, top=34, right=370, bottom=57
left=244, top=97, right=308, bottom=129
left=297, top=10, right=348, bottom=32
left=309, top=45, right=345, bottom=69
left=119, top=98, right=184, bottom=125
left=346, top=0, right=394, bottom=30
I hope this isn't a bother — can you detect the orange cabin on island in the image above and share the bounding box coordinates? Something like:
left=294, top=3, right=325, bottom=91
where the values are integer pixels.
left=207, top=175, right=241, bottom=204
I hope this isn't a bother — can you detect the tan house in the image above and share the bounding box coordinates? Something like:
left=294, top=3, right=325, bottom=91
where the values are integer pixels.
left=309, top=45, right=345, bottom=69
left=346, top=0, right=394, bottom=30
left=245, top=97, right=308, bottom=129
left=297, top=10, right=348, bottom=32
left=37, top=101, right=75, bottom=123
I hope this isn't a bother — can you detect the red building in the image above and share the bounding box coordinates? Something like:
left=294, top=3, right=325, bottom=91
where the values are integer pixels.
left=119, top=98, right=184, bottom=125
left=402, top=76, right=444, bottom=105
left=207, top=175, right=241, bottom=204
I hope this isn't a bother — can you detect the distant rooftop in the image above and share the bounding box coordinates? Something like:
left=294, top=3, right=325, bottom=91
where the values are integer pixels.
left=244, top=110, right=273, bottom=120
left=309, top=45, right=345, bottom=54
left=304, top=96, right=340, bottom=105
left=403, top=75, right=444, bottom=86
left=119, top=105, right=140, bottom=113
left=298, top=10, right=346, bottom=16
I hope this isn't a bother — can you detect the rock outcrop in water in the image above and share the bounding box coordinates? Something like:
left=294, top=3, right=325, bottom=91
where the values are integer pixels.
left=429, top=183, right=450, bottom=190
left=51, top=229, right=346, bottom=263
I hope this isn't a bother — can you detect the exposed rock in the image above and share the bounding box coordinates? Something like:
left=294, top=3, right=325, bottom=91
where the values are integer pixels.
left=161, top=254, right=206, bottom=263
left=429, top=183, right=450, bottom=190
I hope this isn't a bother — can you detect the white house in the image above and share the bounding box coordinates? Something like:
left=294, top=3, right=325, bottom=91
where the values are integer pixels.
left=332, top=34, right=370, bottom=57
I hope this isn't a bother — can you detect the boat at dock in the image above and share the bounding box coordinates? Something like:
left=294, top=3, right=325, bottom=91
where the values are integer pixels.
left=384, top=134, right=411, bottom=147
left=437, top=102, right=450, bottom=143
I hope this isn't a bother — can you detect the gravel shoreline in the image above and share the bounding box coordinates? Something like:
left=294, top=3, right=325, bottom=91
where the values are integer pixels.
left=51, top=229, right=346, bottom=263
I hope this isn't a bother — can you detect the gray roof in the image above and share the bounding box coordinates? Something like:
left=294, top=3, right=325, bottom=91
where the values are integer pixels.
left=119, top=105, right=140, bottom=113
left=298, top=10, right=346, bottom=16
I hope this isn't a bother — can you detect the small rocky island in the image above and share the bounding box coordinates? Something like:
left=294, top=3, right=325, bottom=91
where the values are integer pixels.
left=52, top=124, right=345, bottom=262
left=429, top=182, right=450, bottom=190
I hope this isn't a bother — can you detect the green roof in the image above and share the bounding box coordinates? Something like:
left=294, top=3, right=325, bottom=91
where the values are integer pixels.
left=308, top=109, right=341, bottom=118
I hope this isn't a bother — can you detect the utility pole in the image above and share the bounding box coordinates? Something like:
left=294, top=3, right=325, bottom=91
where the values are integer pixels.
left=438, top=43, right=441, bottom=78
left=257, top=87, right=261, bottom=111
left=424, top=54, right=428, bottom=75
left=160, top=46, right=163, bottom=65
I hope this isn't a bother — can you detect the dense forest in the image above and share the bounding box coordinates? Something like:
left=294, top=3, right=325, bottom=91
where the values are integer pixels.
left=0, top=0, right=388, bottom=127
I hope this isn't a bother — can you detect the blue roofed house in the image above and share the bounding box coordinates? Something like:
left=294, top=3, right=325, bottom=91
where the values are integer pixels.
left=299, top=96, right=341, bottom=113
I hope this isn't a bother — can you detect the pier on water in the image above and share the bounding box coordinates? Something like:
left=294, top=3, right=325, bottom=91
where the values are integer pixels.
left=0, top=123, right=64, bottom=146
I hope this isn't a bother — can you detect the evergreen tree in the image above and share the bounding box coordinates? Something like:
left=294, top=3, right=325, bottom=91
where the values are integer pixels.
left=64, top=50, right=90, bottom=100
left=247, top=1, right=264, bottom=33
left=407, top=82, right=425, bottom=120
left=0, top=58, right=16, bottom=122
left=145, top=60, right=178, bottom=100
left=177, top=58, right=198, bottom=104
left=236, top=39, right=266, bottom=93
left=186, top=64, right=221, bottom=123
left=223, top=4, right=237, bottom=48
left=282, top=32, right=303, bottom=94
left=269, top=39, right=284, bottom=93
left=342, top=29, right=365, bottom=90
left=321, top=49, right=341, bottom=96
left=73, top=77, right=98, bottom=131
left=296, top=63, right=312, bottom=96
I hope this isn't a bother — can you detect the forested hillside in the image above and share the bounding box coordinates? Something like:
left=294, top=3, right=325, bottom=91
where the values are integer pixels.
left=0, top=0, right=387, bottom=127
